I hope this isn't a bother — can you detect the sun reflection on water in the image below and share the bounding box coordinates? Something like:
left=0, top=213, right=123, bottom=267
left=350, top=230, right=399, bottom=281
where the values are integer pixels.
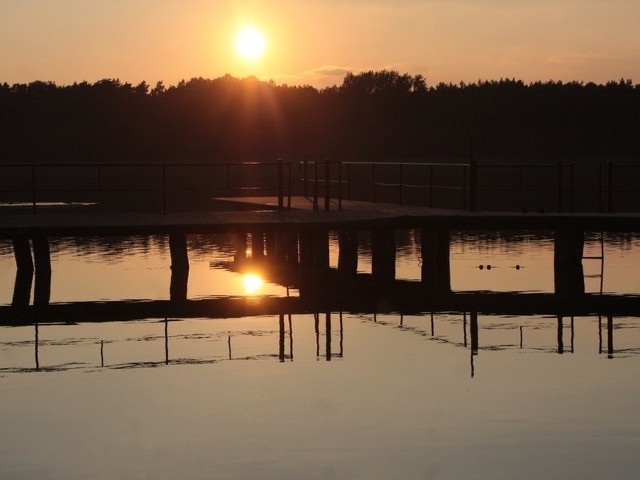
left=242, top=273, right=264, bottom=295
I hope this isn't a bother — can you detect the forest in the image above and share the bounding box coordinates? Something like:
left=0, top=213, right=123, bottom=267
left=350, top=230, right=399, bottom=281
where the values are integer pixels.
left=1, top=70, right=639, bottom=165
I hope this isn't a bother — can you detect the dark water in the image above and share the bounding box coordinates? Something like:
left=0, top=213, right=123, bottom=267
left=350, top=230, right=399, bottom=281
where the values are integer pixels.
left=1, top=232, right=639, bottom=479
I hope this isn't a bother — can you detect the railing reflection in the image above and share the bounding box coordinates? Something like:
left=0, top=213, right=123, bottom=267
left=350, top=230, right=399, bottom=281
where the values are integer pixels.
left=6, top=309, right=638, bottom=377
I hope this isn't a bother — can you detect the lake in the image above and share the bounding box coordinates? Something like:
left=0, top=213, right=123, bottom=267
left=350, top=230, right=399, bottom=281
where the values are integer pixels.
left=1, top=230, right=640, bottom=479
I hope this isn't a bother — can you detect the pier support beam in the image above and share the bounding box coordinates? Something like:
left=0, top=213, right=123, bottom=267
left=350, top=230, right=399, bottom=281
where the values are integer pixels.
left=12, top=237, right=34, bottom=307
left=251, top=232, right=265, bottom=259
left=338, top=230, right=358, bottom=276
left=32, top=236, right=51, bottom=306
left=12, top=237, right=33, bottom=272
left=275, top=231, right=298, bottom=265
left=234, top=233, right=248, bottom=264
left=299, top=230, right=330, bottom=271
left=12, top=270, right=33, bottom=308
left=371, top=229, right=395, bottom=282
left=299, top=229, right=330, bottom=296
left=554, top=229, right=584, bottom=296
left=32, top=236, right=51, bottom=273
left=264, top=233, right=277, bottom=258
left=421, top=228, right=451, bottom=293
left=470, top=311, right=479, bottom=355
left=169, top=233, right=189, bottom=301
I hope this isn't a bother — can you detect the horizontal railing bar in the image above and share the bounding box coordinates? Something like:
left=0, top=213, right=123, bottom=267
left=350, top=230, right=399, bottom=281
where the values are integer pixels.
left=0, top=161, right=287, bottom=169
left=342, top=161, right=471, bottom=167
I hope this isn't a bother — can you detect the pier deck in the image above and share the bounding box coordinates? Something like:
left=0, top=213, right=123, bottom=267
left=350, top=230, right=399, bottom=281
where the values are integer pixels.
left=1, top=196, right=639, bottom=237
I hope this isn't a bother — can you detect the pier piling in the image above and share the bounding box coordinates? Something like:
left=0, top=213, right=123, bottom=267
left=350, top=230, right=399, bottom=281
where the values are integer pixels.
left=338, top=230, right=358, bottom=276
left=372, top=229, right=396, bottom=282
left=420, top=228, right=451, bottom=293
left=554, top=229, right=585, bottom=296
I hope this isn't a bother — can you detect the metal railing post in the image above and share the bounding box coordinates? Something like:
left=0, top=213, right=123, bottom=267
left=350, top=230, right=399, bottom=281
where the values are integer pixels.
left=398, top=164, right=403, bottom=205
left=469, top=159, right=477, bottom=212
left=338, top=161, right=342, bottom=211
left=570, top=163, right=574, bottom=213
left=429, top=164, right=434, bottom=208
left=162, top=164, right=167, bottom=214
left=598, top=164, right=603, bottom=212
left=97, top=165, right=102, bottom=210
left=324, top=158, right=330, bottom=211
left=372, top=164, right=377, bottom=203
left=558, top=161, right=563, bottom=213
left=303, top=160, right=308, bottom=198
left=277, top=159, right=283, bottom=210
left=31, top=165, right=37, bottom=214
left=462, top=165, right=467, bottom=210
left=287, top=161, right=292, bottom=210
left=607, top=161, right=613, bottom=213
left=313, top=161, right=319, bottom=211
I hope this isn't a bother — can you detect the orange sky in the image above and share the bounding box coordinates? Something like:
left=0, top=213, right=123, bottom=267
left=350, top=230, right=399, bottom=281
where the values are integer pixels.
left=1, top=0, right=639, bottom=88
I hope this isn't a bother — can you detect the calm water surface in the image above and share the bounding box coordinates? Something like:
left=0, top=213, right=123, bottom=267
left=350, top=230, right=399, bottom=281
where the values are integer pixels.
left=1, top=231, right=640, bottom=479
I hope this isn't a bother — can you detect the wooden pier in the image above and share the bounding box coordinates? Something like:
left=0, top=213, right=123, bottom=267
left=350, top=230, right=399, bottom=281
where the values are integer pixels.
left=1, top=196, right=639, bottom=310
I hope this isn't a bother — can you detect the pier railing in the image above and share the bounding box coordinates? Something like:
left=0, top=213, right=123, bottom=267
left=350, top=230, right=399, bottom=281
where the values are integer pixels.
left=299, top=160, right=640, bottom=213
left=598, top=163, right=640, bottom=213
left=299, top=160, right=473, bottom=211
left=0, top=161, right=292, bottom=214
left=475, top=163, right=574, bottom=213
left=2, top=160, right=639, bottom=214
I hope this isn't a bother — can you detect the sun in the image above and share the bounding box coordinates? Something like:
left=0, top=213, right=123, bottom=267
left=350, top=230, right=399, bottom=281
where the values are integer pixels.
left=235, top=25, right=267, bottom=61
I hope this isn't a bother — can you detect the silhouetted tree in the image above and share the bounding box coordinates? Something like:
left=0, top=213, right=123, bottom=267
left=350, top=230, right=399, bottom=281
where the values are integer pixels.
left=0, top=72, right=638, bottom=164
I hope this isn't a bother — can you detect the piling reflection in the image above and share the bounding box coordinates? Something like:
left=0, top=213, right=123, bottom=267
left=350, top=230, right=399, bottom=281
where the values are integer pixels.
left=2, top=230, right=639, bottom=377
left=3, top=307, right=639, bottom=376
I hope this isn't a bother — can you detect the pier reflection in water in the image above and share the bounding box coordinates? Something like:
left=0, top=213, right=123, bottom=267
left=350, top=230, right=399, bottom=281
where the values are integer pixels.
left=1, top=231, right=640, bottom=479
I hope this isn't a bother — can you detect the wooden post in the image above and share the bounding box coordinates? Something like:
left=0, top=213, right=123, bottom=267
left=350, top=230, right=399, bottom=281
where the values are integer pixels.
left=325, top=313, right=332, bottom=361
left=371, top=228, right=395, bottom=282
left=169, top=233, right=189, bottom=301
left=170, top=268, right=189, bottom=302
left=31, top=236, right=52, bottom=306
left=315, top=230, right=330, bottom=271
left=554, top=229, right=584, bottom=296
left=34, top=271, right=51, bottom=306
left=557, top=316, right=564, bottom=354
left=299, top=229, right=330, bottom=295
left=421, top=228, right=451, bottom=293
left=251, top=232, right=265, bottom=259
left=12, top=270, right=33, bottom=307
left=234, top=233, right=248, bottom=264
left=169, top=233, right=189, bottom=271
left=12, top=237, right=33, bottom=272
left=275, top=231, right=298, bottom=265
left=299, top=231, right=315, bottom=271
left=264, top=232, right=276, bottom=257
left=32, top=236, right=51, bottom=273
left=607, top=315, right=614, bottom=358
left=338, top=230, right=358, bottom=276
left=470, top=311, right=478, bottom=355
left=279, top=314, right=286, bottom=362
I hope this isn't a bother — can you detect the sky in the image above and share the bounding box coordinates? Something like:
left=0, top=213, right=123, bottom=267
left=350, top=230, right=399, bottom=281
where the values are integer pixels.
left=1, top=0, right=639, bottom=89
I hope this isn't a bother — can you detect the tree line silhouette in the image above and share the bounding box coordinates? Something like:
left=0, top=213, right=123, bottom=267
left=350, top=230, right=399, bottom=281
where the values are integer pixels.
left=1, top=71, right=638, bottom=165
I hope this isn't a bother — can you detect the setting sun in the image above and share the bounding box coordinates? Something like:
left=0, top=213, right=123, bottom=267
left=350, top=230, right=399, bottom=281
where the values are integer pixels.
left=235, top=25, right=267, bottom=61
